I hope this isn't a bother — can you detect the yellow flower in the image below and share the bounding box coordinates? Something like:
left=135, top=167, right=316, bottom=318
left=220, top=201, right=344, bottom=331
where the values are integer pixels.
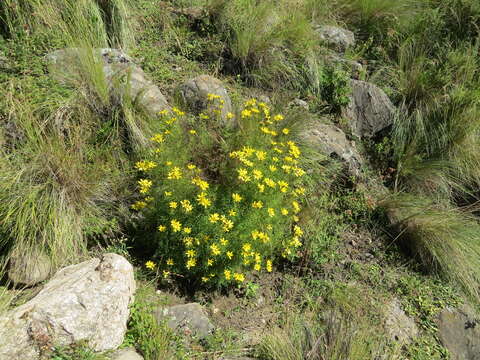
left=282, top=128, right=290, bottom=135
left=172, top=106, right=186, bottom=116
left=186, top=249, right=196, bottom=258
left=273, top=114, right=284, bottom=121
left=164, top=191, right=172, bottom=197
left=293, top=215, right=300, bottom=222
left=180, top=200, right=193, bottom=213
left=228, top=209, right=237, bottom=217
left=167, top=167, right=182, bottom=180
left=169, top=201, right=177, bottom=209
left=269, top=165, right=277, bottom=172
left=165, top=161, right=172, bottom=166
left=209, top=213, right=220, bottom=223
left=292, top=201, right=301, bottom=213
left=197, top=192, right=211, bottom=208
left=294, top=225, right=303, bottom=237
left=266, top=260, right=273, bottom=272
left=163, top=270, right=170, bottom=278
left=226, top=251, right=234, bottom=259
left=131, top=201, right=147, bottom=210
left=135, top=160, right=157, bottom=171
left=233, top=273, right=245, bottom=282
left=138, top=179, right=153, bottom=194
left=201, top=276, right=209, bottom=283
left=183, top=227, right=192, bottom=234
left=192, top=177, right=209, bottom=191
left=207, top=259, right=214, bottom=266
left=210, top=244, right=221, bottom=256
left=232, top=193, right=243, bottom=202
left=252, top=201, right=263, bottom=209
left=281, top=208, right=289, bottom=216
left=189, top=129, right=197, bottom=135
left=224, top=269, right=232, bottom=280
left=268, top=208, right=275, bottom=217
left=220, top=238, right=228, bottom=245
left=242, top=243, right=252, bottom=252
left=227, top=112, right=235, bottom=119
left=237, top=168, right=251, bottom=182
left=255, top=151, right=267, bottom=161
left=253, top=169, right=263, bottom=180
left=257, top=183, right=265, bottom=193
left=187, top=163, right=197, bottom=170
left=145, top=261, right=156, bottom=270
left=171, top=219, right=182, bottom=232
left=150, top=133, right=165, bottom=143
left=166, top=258, right=174, bottom=266
left=158, top=225, right=167, bottom=232
left=254, top=263, right=261, bottom=271
left=186, top=258, right=196, bottom=269
left=264, top=178, right=276, bottom=188
left=241, top=109, right=252, bottom=118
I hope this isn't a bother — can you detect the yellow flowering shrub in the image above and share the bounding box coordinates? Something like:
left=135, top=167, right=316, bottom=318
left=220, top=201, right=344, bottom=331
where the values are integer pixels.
left=132, top=97, right=307, bottom=287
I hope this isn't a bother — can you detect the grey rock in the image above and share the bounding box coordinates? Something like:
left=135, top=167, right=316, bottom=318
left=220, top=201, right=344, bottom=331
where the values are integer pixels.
left=300, top=122, right=363, bottom=176
left=343, top=80, right=395, bottom=138
left=8, top=247, right=52, bottom=287
left=46, top=48, right=169, bottom=117
left=315, top=25, right=355, bottom=53
left=177, top=75, right=234, bottom=127
left=108, top=347, right=144, bottom=360
left=0, top=253, right=135, bottom=360
left=155, top=303, right=214, bottom=339
left=288, top=98, right=309, bottom=110
left=384, top=299, right=418, bottom=345
left=437, top=305, right=480, bottom=360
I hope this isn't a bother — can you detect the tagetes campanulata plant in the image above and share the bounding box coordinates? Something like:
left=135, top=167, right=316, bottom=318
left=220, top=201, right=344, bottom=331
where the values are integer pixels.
left=132, top=95, right=306, bottom=287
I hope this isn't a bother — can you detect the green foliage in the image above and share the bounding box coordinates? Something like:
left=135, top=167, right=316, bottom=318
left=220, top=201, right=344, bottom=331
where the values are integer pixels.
left=124, top=283, right=183, bottom=360
left=131, top=99, right=308, bottom=287
left=50, top=343, right=108, bottom=360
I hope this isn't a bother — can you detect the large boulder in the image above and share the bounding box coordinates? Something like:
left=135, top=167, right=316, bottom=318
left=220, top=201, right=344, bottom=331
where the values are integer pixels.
left=177, top=75, right=234, bottom=127
left=8, top=247, right=52, bottom=287
left=343, top=80, right=396, bottom=138
left=154, top=302, right=214, bottom=339
left=300, top=122, right=363, bottom=176
left=315, top=25, right=355, bottom=53
left=46, top=48, right=169, bottom=117
left=0, top=253, right=135, bottom=360
left=437, top=305, right=480, bottom=360
left=383, top=298, right=418, bottom=345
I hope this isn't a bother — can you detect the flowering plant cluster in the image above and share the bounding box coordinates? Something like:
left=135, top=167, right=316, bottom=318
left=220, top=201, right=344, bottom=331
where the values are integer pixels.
left=132, top=95, right=307, bottom=286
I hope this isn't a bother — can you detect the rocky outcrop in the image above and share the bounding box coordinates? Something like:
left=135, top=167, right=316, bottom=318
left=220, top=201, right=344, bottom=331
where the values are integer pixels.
left=300, top=122, right=363, bottom=176
left=47, top=48, right=169, bottom=117
left=437, top=305, right=480, bottom=360
left=383, top=298, right=418, bottom=345
left=155, top=302, right=214, bottom=339
left=315, top=25, right=355, bottom=53
left=343, top=80, right=395, bottom=138
left=0, top=253, right=135, bottom=360
left=8, top=247, right=52, bottom=287
left=177, top=75, right=234, bottom=127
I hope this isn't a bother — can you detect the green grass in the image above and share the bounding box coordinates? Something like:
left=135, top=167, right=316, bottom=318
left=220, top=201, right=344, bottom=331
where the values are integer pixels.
left=382, top=194, right=480, bottom=302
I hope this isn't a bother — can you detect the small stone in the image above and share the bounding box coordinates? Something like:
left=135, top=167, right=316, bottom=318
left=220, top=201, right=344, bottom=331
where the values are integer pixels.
left=315, top=25, right=355, bottom=53
left=108, top=347, right=144, bottom=360
left=288, top=99, right=309, bottom=110
left=300, top=122, right=363, bottom=176
left=154, top=303, right=214, bottom=339
left=384, top=298, right=418, bottom=345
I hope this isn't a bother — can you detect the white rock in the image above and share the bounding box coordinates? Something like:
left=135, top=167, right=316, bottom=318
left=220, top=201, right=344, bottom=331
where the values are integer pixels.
left=0, top=253, right=135, bottom=360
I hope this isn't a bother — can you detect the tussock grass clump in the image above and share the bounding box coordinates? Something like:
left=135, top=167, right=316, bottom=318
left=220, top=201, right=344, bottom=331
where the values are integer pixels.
left=383, top=194, right=480, bottom=302
left=0, top=0, right=134, bottom=49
